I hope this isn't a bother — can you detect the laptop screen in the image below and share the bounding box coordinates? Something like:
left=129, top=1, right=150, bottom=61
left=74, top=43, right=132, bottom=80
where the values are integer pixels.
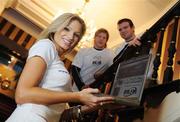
left=110, top=54, right=151, bottom=105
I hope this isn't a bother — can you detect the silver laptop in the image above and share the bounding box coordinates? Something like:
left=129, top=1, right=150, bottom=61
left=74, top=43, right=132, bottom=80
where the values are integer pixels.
left=99, top=54, right=152, bottom=107
left=110, top=54, right=151, bottom=106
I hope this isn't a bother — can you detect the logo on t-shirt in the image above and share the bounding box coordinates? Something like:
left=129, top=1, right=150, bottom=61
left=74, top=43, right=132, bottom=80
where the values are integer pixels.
left=92, top=56, right=102, bottom=65
left=58, top=70, right=68, bottom=74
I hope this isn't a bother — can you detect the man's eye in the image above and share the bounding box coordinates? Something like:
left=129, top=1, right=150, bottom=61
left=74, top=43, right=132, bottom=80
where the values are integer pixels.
left=64, top=27, right=70, bottom=31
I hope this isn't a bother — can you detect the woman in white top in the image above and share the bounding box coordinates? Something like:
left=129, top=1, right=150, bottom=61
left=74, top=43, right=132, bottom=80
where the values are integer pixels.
left=6, top=13, right=113, bottom=122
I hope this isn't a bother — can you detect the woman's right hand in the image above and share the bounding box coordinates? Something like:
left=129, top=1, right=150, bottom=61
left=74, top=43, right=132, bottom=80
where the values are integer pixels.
left=78, top=88, right=114, bottom=107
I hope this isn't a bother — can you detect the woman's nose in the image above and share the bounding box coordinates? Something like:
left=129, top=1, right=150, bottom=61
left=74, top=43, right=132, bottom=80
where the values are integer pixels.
left=67, top=31, right=74, bottom=40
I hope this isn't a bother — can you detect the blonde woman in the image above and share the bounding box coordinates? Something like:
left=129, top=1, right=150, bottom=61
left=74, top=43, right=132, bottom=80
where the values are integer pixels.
left=6, top=13, right=113, bottom=122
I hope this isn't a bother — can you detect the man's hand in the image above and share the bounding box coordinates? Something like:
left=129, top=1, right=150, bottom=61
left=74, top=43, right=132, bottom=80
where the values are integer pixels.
left=128, top=37, right=141, bottom=47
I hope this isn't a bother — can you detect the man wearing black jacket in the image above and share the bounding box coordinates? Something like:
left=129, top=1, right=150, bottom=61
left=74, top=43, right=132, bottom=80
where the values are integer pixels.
left=114, top=18, right=142, bottom=62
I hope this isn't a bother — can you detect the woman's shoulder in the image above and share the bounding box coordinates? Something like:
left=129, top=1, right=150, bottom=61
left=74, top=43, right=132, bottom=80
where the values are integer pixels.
left=36, top=39, right=54, bottom=46
left=28, top=38, right=57, bottom=65
left=32, top=39, right=55, bottom=50
left=29, top=38, right=57, bottom=56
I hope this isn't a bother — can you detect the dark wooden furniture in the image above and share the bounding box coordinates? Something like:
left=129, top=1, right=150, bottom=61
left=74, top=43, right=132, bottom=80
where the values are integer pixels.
left=0, top=93, right=16, bottom=122
left=90, top=1, right=180, bottom=121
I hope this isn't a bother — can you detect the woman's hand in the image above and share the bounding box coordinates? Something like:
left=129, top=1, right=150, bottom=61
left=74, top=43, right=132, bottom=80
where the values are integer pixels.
left=81, top=85, right=90, bottom=90
left=78, top=88, right=114, bottom=107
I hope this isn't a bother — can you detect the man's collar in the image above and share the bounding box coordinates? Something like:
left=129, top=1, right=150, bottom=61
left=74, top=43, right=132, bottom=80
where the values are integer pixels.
left=93, top=47, right=104, bottom=51
left=125, top=35, right=136, bottom=42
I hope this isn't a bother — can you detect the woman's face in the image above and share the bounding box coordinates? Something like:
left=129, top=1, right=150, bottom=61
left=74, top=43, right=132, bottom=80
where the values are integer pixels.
left=54, top=20, right=82, bottom=53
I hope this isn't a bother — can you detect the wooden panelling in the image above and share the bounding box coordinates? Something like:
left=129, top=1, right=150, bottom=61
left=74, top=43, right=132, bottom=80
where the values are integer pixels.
left=22, top=34, right=31, bottom=47
left=4, top=24, right=16, bottom=37
left=17, top=32, right=27, bottom=45
left=173, top=20, right=180, bottom=79
left=13, top=30, right=24, bottom=42
left=1, top=22, right=11, bottom=35
left=25, top=37, right=36, bottom=49
left=9, top=27, right=20, bottom=40
left=0, top=18, right=7, bottom=30
left=0, top=16, right=36, bottom=50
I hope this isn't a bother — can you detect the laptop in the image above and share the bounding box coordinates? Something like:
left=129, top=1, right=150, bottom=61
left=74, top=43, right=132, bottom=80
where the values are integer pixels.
left=97, top=54, right=152, bottom=108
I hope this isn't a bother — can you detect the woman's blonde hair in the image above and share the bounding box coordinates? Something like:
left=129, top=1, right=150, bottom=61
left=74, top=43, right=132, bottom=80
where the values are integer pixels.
left=38, top=13, right=86, bottom=41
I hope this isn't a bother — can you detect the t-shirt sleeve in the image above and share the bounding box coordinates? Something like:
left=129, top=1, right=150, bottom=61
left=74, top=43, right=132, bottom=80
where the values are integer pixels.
left=28, top=40, right=56, bottom=66
left=72, top=48, right=85, bottom=68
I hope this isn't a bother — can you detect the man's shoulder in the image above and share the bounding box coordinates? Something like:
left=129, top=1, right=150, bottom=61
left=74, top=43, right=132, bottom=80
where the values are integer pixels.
left=76, top=47, right=93, bottom=55
left=78, top=47, right=92, bottom=52
left=116, top=42, right=127, bottom=48
left=114, top=42, right=127, bottom=54
left=104, top=48, right=114, bottom=54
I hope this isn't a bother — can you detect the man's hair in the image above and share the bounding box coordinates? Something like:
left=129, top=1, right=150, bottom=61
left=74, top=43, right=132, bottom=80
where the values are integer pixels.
left=94, top=28, right=109, bottom=41
left=117, top=18, right=134, bottom=28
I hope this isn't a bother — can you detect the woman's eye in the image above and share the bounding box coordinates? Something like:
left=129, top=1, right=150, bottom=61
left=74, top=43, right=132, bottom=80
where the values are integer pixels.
left=64, top=27, right=70, bottom=31
left=63, top=27, right=80, bottom=39
left=74, top=33, right=80, bottom=39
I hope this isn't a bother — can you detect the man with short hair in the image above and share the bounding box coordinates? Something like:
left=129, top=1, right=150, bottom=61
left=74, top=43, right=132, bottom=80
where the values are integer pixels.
left=114, top=18, right=142, bottom=57
left=71, top=28, right=115, bottom=91
left=115, top=18, right=155, bottom=88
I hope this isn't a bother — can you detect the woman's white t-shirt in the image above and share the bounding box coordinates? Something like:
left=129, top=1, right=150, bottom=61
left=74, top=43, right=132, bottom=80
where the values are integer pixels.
left=6, top=39, right=72, bottom=122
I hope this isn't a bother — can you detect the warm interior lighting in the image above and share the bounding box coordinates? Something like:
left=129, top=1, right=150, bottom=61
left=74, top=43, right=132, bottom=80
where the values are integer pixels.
left=75, top=0, right=96, bottom=49
left=53, top=0, right=96, bottom=50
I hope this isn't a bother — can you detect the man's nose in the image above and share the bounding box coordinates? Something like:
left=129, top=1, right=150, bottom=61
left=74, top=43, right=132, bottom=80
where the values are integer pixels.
left=121, top=29, right=126, bottom=33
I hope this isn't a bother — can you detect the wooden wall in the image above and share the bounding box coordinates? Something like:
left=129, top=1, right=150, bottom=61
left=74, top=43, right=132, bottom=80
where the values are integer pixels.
left=0, top=16, right=36, bottom=50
